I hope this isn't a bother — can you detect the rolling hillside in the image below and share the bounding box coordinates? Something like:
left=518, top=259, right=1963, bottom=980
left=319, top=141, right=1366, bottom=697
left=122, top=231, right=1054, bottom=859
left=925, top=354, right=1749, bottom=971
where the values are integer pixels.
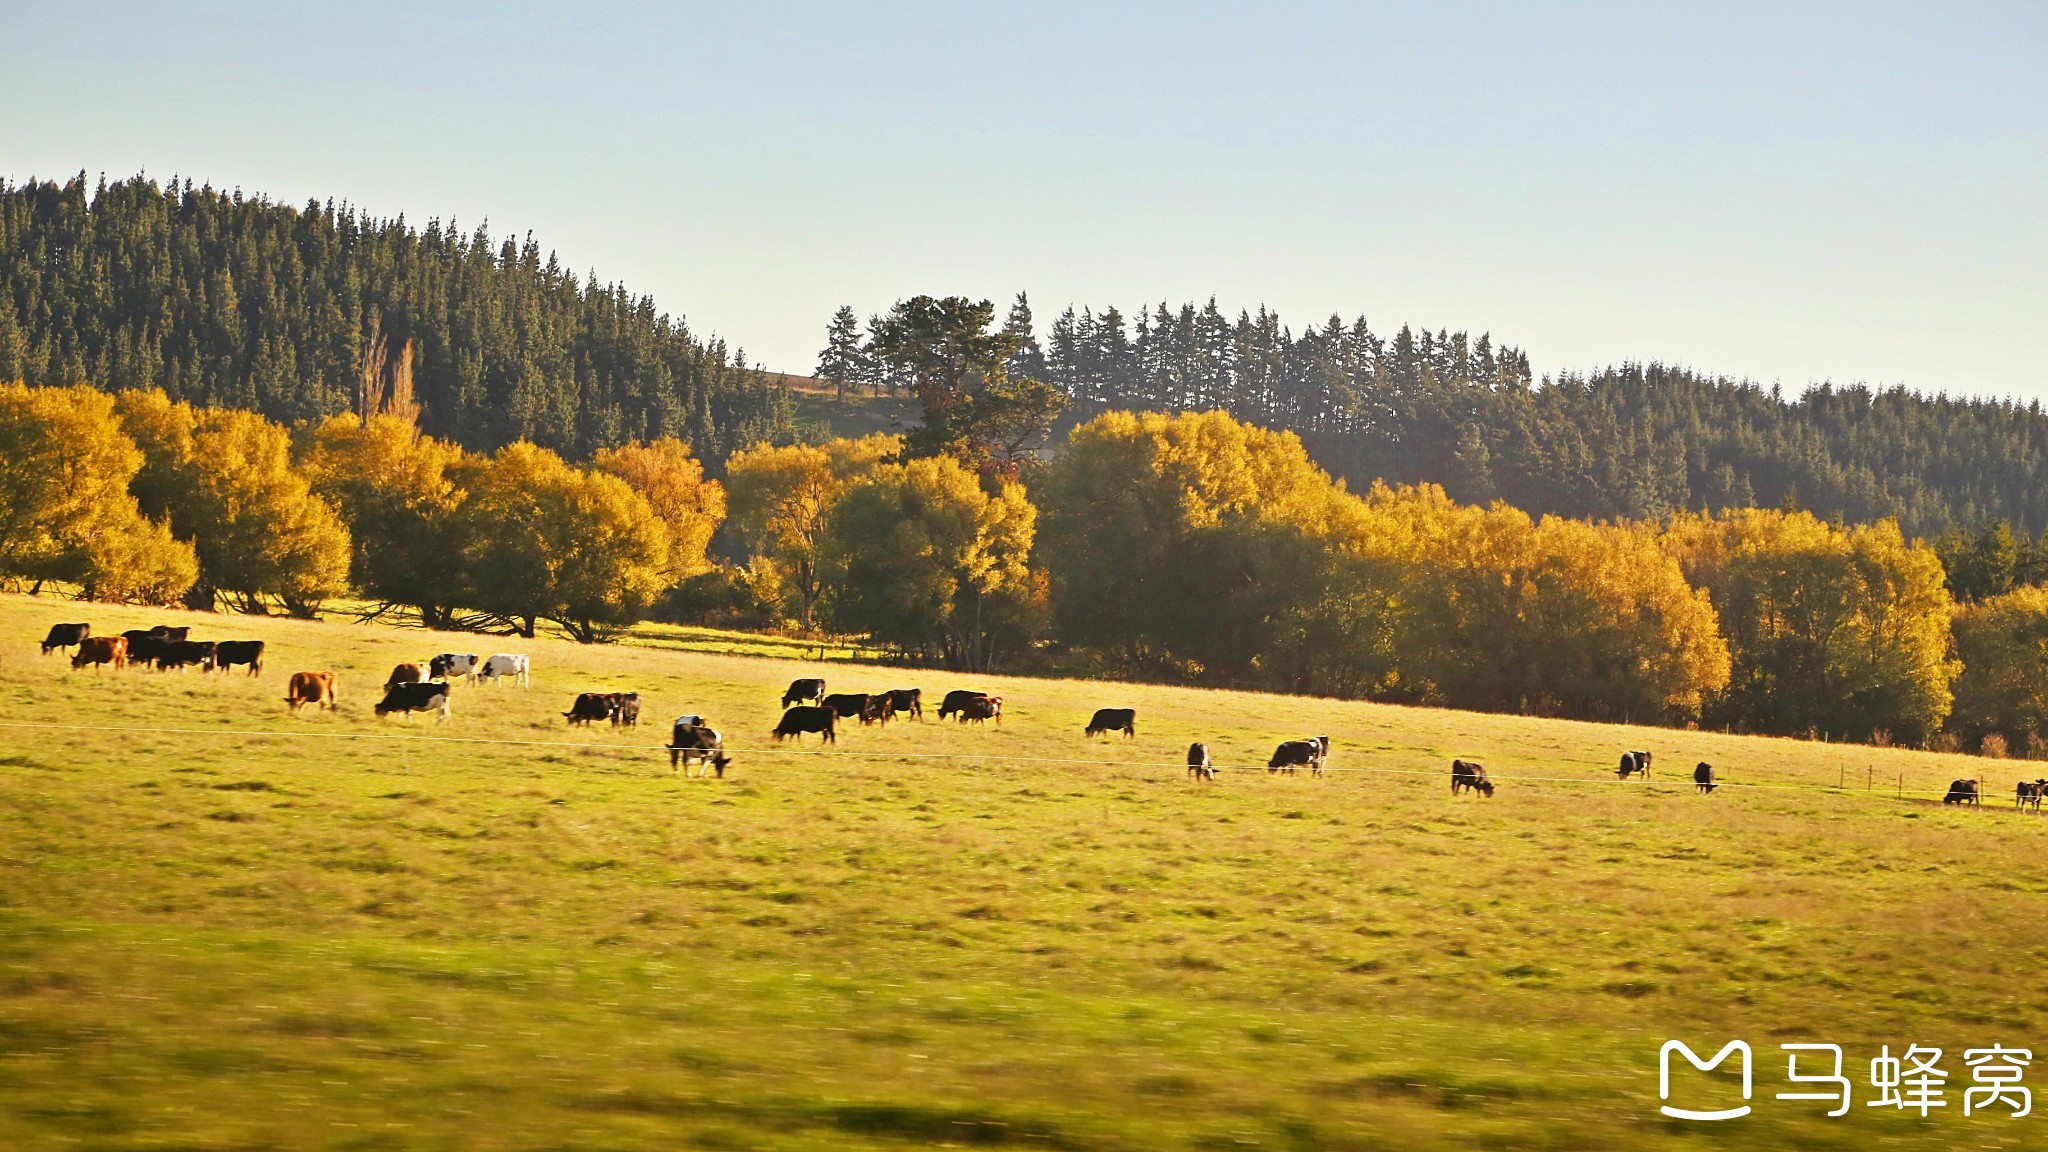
left=0, top=592, right=2037, bottom=1150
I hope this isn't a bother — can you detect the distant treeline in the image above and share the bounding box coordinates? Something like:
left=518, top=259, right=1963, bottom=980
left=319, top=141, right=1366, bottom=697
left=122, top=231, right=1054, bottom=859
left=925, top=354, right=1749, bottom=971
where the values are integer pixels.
left=825, top=294, right=2048, bottom=536
left=0, top=174, right=794, bottom=462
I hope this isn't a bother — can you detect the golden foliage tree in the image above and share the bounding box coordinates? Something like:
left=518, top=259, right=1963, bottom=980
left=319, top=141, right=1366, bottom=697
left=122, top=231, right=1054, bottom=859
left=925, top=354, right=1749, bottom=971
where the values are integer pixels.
left=1944, top=587, right=2048, bottom=752
left=1038, top=409, right=1376, bottom=681
left=1354, top=485, right=1729, bottom=722
left=112, top=391, right=350, bottom=614
left=299, top=414, right=472, bottom=626
left=821, top=454, right=1043, bottom=670
left=0, top=382, right=196, bottom=603
left=1665, top=509, right=1957, bottom=743
left=724, top=434, right=899, bottom=629
left=455, top=442, right=669, bottom=642
left=591, top=438, right=726, bottom=586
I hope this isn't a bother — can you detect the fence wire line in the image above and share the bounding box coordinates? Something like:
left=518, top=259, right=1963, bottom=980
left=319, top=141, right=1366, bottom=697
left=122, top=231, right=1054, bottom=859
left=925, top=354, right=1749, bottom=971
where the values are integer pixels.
left=0, top=719, right=2024, bottom=804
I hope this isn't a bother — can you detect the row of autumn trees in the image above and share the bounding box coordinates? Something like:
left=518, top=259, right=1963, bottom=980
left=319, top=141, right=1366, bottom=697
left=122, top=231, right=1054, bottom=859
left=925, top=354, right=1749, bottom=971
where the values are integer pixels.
left=9, top=377, right=2048, bottom=753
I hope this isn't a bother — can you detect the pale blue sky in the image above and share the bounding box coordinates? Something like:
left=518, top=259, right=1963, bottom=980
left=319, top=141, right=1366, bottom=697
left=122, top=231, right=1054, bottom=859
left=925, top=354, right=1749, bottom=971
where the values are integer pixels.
left=4, top=2, right=2043, bottom=396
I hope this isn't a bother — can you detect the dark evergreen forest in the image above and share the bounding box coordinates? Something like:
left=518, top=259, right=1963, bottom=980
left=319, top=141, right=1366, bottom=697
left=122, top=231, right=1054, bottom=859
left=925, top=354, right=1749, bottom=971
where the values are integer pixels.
left=0, top=174, right=793, bottom=462
left=997, top=297, right=2048, bottom=536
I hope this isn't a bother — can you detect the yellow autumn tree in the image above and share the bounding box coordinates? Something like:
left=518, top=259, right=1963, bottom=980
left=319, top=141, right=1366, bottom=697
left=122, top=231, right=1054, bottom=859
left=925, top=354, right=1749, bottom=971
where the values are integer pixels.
left=591, top=438, right=726, bottom=586
left=724, top=433, right=899, bottom=629
left=299, top=414, right=472, bottom=626
left=0, top=382, right=196, bottom=604
left=820, top=454, right=1044, bottom=669
left=1951, top=587, right=2048, bottom=753
left=456, top=442, right=669, bottom=642
left=1038, top=409, right=1362, bottom=681
left=1665, top=509, right=1957, bottom=743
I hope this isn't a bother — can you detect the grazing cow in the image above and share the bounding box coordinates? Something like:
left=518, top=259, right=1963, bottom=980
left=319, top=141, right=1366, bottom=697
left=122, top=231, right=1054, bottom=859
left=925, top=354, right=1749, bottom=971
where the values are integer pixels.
left=1694, top=762, right=1717, bottom=794
left=563, top=692, right=618, bottom=726
left=862, top=695, right=895, bottom=726
left=668, top=717, right=732, bottom=777
left=479, top=653, right=530, bottom=687
left=1187, top=742, right=1214, bottom=782
left=773, top=705, right=836, bottom=743
left=782, top=677, right=827, bottom=708
left=1451, top=758, right=1495, bottom=797
left=71, top=635, right=127, bottom=672
left=385, top=662, right=428, bottom=690
left=1085, top=708, right=1137, bottom=738
left=822, top=692, right=872, bottom=721
left=39, top=623, right=89, bottom=655
left=612, top=692, right=641, bottom=728
left=212, top=640, right=265, bottom=675
left=121, top=629, right=167, bottom=668
left=1617, top=750, right=1653, bottom=780
left=376, top=681, right=451, bottom=723
left=958, top=695, right=1003, bottom=725
left=2015, top=779, right=2046, bottom=812
left=148, top=625, right=190, bottom=643
left=285, top=672, right=338, bottom=712
left=430, top=653, right=480, bottom=682
left=885, top=688, right=923, bottom=720
left=937, top=689, right=991, bottom=721
left=154, top=640, right=216, bottom=671
left=1943, top=779, right=1981, bottom=806
left=1268, top=739, right=1320, bottom=777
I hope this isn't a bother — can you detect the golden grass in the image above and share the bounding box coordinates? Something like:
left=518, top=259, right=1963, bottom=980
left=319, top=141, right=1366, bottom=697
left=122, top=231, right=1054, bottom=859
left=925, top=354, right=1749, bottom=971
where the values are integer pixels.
left=0, top=591, right=2040, bottom=1150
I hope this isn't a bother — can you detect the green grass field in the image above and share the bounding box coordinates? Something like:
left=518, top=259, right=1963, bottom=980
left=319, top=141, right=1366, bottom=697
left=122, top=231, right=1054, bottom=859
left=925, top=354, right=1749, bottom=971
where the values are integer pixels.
left=1, top=592, right=2043, bottom=1150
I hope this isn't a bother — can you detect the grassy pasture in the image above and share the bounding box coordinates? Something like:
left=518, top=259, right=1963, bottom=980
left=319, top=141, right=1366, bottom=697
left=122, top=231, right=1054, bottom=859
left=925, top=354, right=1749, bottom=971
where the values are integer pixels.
left=0, top=593, right=2044, bottom=1150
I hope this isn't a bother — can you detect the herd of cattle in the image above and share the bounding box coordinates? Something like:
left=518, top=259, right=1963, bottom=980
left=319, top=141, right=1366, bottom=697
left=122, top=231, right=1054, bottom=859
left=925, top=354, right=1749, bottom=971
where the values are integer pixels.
left=33, top=622, right=2048, bottom=808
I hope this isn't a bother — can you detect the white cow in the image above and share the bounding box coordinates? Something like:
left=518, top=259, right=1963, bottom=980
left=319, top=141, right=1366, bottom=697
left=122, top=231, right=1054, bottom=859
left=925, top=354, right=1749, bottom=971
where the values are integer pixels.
left=430, top=653, right=480, bottom=682
left=479, top=653, right=530, bottom=687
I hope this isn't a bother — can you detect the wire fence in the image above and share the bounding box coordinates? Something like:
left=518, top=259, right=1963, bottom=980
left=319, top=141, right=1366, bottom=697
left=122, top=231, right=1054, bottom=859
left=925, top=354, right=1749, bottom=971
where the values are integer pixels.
left=0, top=719, right=2034, bottom=809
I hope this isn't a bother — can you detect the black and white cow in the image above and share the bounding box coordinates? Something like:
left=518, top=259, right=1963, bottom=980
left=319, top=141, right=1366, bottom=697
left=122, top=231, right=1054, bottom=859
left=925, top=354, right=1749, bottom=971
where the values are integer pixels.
left=430, top=653, right=480, bottom=682
left=375, top=681, right=451, bottom=723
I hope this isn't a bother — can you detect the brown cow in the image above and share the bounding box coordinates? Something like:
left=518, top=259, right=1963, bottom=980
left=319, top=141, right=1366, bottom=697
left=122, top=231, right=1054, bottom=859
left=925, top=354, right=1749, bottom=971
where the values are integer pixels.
left=70, top=635, right=127, bottom=672
left=385, top=662, right=428, bottom=690
left=285, top=672, right=337, bottom=712
left=958, top=695, right=1002, bottom=725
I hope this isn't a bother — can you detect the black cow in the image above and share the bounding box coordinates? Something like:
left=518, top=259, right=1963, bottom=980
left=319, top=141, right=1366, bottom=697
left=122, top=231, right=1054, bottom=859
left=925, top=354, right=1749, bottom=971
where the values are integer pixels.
left=1187, top=742, right=1214, bottom=781
left=148, top=625, right=190, bottom=643
left=1451, top=758, right=1494, bottom=797
left=886, top=688, right=923, bottom=720
left=40, top=623, right=89, bottom=655
left=612, top=692, right=641, bottom=728
left=1694, top=762, right=1717, bottom=794
left=668, top=718, right=731, bottom=777
left=957, top=695, right=1002, bottom=725
left=2018, top=779, right=2047, bottom=812
left=1269, top=739, right=1321, bottom=777
left=782, top=678, right=826, bottom=708
left=937, top=689, right=991, bottom=721
left=822, top=692, right=872, bottom=720
left=212, top=640, right=265, bottom=675
left=1085, top=708, right=1136, bottom=738
left=774, top=705, right=836, bottom=743
left=155, top=640, right=216, bottom=671
left=564, top=692, right=617, bottom=726
left=1617, top=750, right=1652, bottom=779
left=121, top=628, right=167, bottom=667
left=1944, top=779, right=1981, bottom=806
left=375, top=681, right=450, bottom=723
